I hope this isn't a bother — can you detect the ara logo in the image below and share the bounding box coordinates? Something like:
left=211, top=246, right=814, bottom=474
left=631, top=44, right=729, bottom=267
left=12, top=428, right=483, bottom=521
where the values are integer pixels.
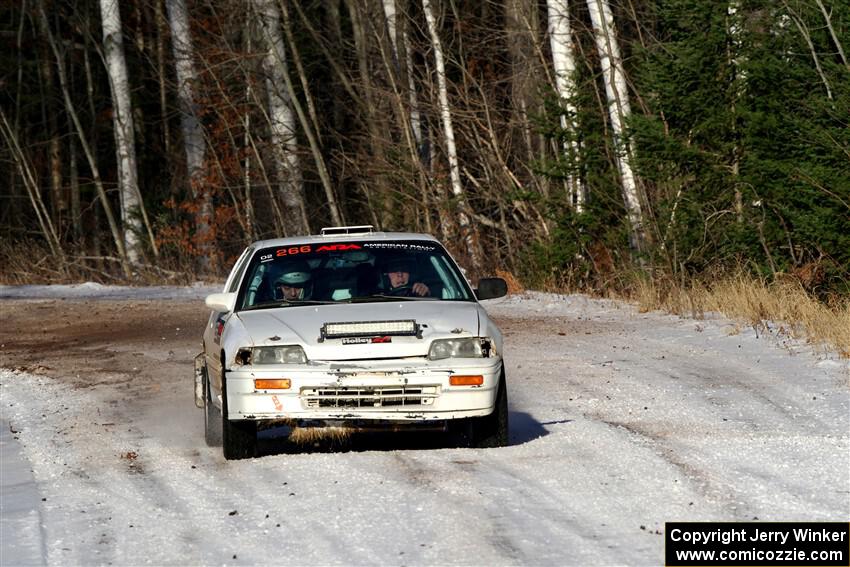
left=316, top=243, right=363, bottom=252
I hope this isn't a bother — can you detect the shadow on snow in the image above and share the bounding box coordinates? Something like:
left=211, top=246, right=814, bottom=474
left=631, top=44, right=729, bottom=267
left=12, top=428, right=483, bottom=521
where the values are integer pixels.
left=250, top=411, right=555, bottom=457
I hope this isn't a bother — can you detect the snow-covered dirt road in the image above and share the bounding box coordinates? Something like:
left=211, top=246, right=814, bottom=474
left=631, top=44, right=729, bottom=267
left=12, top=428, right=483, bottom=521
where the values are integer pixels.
left=1, top=287, right=848, bottom=566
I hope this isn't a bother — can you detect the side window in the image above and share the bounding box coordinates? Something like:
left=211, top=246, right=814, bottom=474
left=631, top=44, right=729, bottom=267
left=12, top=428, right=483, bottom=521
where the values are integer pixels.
left=226, top=247, right=254, bottom=293
left=429, top=255, right=464, bottom=299
left=242, top=263, right=269, bottom=308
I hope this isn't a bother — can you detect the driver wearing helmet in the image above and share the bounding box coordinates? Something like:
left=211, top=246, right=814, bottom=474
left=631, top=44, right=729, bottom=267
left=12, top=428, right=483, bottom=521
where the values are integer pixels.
left=383, top=256, right=430, bottom=297
left=275, top=260, right=313, bottom=301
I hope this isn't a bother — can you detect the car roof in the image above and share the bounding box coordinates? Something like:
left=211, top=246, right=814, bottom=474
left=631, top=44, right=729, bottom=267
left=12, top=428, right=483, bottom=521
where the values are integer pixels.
left=249, top=228, right=440, bottom=250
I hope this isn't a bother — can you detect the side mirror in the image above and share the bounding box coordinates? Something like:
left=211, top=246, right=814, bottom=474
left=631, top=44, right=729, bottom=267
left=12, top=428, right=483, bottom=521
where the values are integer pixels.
left=475, top=277, right=508, bottom=300
left=205, top=292, right=237, bottom=313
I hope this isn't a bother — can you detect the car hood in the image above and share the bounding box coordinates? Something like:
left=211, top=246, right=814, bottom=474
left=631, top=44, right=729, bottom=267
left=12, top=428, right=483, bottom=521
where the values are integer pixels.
left=234, top=301, right=482, bottom=361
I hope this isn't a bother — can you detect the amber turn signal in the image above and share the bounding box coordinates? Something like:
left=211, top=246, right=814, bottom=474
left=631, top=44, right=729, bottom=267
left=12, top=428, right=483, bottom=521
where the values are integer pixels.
left=254, top=379, right=291, bottom=390
left=449, top=375, right=483, bottom=386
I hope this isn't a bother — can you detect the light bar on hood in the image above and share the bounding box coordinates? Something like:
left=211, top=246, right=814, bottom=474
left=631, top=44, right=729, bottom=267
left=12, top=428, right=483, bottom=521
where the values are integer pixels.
left=321, top=319, right=419, bottom=340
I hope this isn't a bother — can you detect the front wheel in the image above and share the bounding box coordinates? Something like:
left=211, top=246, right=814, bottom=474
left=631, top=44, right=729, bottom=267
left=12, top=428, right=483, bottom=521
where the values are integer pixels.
left=221, top=371, right=257, bottom=460
left=203, top=366, right=222, bottom=447
left=451, top=371, right=509, bottom=448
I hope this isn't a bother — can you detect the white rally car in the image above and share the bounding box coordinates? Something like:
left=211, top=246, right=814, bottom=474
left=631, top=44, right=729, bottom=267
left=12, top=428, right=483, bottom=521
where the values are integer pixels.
left=195, top=226, right=508, bottom=459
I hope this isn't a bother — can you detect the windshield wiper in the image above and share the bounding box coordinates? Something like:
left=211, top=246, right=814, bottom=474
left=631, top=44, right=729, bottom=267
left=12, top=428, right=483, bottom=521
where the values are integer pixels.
left=244, top=299, right=337, bottom=310
left=351, top=294, right=437, bottom=302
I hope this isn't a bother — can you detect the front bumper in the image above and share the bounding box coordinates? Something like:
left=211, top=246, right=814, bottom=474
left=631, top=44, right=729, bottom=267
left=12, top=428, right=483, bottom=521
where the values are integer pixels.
left=222, top=358, right=502, bottom=422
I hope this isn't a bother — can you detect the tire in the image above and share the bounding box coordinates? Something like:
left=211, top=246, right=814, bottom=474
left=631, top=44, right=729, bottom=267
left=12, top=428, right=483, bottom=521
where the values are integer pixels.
left=203, top=366, right=222, bottom=447
left=221, top=370, right=257, bottom=460
left=469, top=371, right=509, bottom=448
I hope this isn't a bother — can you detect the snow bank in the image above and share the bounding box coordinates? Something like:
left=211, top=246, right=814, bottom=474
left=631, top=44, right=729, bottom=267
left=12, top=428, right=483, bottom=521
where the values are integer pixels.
left=0, top=282, right=220, bottom=300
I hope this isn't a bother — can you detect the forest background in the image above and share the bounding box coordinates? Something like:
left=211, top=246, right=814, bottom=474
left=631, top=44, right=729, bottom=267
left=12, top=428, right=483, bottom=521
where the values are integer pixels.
left=1, top=0, right=848, bottom=312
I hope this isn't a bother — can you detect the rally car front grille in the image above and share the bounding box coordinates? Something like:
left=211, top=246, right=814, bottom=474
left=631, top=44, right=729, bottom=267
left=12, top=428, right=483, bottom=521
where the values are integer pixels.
left=301, top=386, right=439, bottom=408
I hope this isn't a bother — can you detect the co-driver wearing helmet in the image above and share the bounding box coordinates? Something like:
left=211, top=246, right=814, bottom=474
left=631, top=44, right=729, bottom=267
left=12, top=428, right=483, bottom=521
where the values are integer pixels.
left=275, top=261, right=313, bottom=300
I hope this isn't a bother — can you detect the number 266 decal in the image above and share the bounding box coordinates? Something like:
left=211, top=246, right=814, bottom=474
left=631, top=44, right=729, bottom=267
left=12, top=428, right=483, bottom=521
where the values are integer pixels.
left=276, top=245, right=312, bottom=257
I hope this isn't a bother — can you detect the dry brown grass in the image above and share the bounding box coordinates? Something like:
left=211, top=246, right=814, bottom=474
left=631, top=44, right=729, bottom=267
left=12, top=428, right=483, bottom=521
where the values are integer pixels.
left=0, top=239, right=214, bottom=286
left=633, top=273, right=850, bottom=358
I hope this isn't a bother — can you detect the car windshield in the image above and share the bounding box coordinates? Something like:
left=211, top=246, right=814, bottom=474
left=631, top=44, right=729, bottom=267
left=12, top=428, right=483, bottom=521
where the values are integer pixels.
left=237, top=240, right=474, bottom=310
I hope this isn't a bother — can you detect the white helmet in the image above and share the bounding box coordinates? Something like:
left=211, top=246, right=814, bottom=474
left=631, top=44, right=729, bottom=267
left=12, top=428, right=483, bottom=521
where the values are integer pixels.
left=275, top=261, right=312, bottom=300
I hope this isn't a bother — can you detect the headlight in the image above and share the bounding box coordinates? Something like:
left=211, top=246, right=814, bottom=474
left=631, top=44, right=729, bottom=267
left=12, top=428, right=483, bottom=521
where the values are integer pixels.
left=428, top=337, right=490, bottom=360
left=236, top=345, right=307, bottom=365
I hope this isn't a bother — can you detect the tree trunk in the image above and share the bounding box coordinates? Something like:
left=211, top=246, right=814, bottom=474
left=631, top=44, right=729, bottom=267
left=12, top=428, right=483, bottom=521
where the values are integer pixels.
left=0, top=107, right=64, bottom=261
left=505, top=0, right=540, bottom=169
left=154, top=0, right=171, bottom=156
left=586, top=0, right=646, bottom=253
left=421, top=0, right=482, bottom=271
left=383, top=0, right=400, bottom=64
left=397, top=3, right=426, bottom=167
left=546, top=0, right=583, bottom=211
left=37, top=0, right=131, bottom=277
left=726, top=0, right=744, bottom=222
left=379, top=0, right=432, bottom=227
left=814, top=0, right=849, bottom=70
left=277, top=0, right=343, bottom=228
left=783, top=2, right=833, bottom=100
left=99, top=0, right=145, bottom=264
left=166, top=0, right=213, bottom=268
left=254, top=0, right=308, bottom=236
left=37, top=44, right=65, bottom=232
left=69, top=133, right=83, bottom=244
left=345, top=0, right=393, bottom=227
left=243, top=24, right=257, bottom=241
left=324, top=0, right=346, bottom=132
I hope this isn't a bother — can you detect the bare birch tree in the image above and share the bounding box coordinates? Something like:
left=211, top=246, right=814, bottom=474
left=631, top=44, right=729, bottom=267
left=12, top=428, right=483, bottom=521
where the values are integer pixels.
left=814, top=0, right=849, bottom=70
left=726, top=0, right=745, bottom=221
left=99, top=0, right=145, bottom=264
left=782, top=1, right=834, bottom=100
left=422, top=0, right=482, bottom=270
left=586, top=0, right=646, bottom=252
left=382, top=0, right=424, bottom=159
left=505, top=0, right=541, bottom=169
left=36, top=0, right=132, bottom=278
left=546, top=0, right=583, bottom=211
left=253, top=0, right=308, bottom=235
left=166, top=0, right=214, bottom=267
left=379, top=0, right=433, bottom=231
left=268, top=0, right=343, bottom=231
left=154, top=0, right=171, bottom=156
left=341, top=0, right=391, bottom=226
